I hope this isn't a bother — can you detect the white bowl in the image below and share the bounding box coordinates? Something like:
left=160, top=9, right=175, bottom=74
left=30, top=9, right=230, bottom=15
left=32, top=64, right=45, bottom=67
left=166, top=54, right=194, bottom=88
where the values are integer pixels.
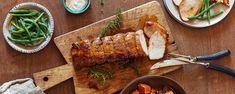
left=163, top=0, right=235, bottom=28
left=3, top=2, right=54, bottom=53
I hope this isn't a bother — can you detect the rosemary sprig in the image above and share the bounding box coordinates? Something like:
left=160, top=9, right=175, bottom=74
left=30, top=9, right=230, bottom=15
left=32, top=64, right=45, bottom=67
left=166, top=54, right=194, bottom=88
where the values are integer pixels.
left=99, top=8, right=122, bottom=38
left=88, top=65, right=113, bottom=84
left=120, top=59, right=141, bottom=76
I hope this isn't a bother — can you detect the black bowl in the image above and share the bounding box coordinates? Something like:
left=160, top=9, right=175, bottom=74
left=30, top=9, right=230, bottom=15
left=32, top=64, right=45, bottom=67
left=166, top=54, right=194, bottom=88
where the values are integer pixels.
left=120, top=76, right=186, bottom=94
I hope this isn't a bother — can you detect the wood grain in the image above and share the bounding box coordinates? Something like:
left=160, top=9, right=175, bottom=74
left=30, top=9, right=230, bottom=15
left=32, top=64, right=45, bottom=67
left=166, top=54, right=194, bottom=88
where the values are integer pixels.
left=0, top=0, right=235, bottom=94
left=33, top=64, right=74, bottom=91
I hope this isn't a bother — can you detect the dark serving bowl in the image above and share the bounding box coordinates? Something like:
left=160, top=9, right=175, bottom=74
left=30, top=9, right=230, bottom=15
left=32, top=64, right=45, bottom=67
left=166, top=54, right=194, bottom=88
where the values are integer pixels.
left=120, top=76, right=186, bottom=94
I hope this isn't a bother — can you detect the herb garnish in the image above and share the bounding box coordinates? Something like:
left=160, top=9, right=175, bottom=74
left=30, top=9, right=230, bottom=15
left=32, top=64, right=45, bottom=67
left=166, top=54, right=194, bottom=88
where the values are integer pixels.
left=99, top=8, right=122, bottom=38
left=120, top=59, right=141, bottom=76
left=88, top=65, right=113, bottom=84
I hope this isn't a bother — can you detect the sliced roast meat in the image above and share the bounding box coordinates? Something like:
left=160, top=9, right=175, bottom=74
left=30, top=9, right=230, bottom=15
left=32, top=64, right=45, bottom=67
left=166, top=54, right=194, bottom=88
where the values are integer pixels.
left=179, top=0, right=203, bottom=21
left=148, top=30, right=166, bottom=60
left=144, top=21, right=167, bottom=39
left=136, top=30, right=148, bottom=56
left=135, top=30, right=147, bottom=56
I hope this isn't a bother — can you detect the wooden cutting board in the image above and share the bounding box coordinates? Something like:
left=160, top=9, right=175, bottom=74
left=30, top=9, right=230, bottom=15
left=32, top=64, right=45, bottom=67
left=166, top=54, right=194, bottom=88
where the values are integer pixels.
left=33, top=1, right=181, bottom=94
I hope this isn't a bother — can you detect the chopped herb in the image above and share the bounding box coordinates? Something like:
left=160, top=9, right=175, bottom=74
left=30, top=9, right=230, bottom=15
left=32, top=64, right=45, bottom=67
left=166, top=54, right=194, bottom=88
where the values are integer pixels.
left=99, top=8, right=122, bottom=38
left=120, top=59, right=141, bottom=76
left=88, top=65, right=113, bottom=84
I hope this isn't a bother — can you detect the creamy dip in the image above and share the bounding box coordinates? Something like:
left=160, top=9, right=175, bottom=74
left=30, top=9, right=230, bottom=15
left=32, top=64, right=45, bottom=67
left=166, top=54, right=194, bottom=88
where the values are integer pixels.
left=66, top=0, right=87, bottom=11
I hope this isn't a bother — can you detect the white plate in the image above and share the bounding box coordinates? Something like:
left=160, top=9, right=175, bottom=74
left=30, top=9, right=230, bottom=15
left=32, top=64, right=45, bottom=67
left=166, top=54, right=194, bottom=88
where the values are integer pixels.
left=3, top=2, right=54, bottom=53
left=163, top=0, right=234, bottom=28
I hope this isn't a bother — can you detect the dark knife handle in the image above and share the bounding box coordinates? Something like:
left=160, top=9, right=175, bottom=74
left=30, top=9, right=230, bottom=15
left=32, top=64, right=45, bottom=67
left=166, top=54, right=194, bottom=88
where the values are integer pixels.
left=195, top=49, right=230, bottom=61
left=206, top=62, right=235, bottom=77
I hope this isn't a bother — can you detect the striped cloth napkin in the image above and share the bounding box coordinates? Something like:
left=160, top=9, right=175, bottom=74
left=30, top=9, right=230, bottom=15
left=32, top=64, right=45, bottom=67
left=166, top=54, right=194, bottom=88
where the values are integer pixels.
left=0, top=78, right=44, bottom=94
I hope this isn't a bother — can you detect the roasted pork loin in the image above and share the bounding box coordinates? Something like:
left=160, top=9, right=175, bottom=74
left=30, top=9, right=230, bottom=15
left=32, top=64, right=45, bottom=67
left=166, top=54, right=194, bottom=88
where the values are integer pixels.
left=71, top=30, right=148, bottom=69
left=71, top=27, right=167, bottom=69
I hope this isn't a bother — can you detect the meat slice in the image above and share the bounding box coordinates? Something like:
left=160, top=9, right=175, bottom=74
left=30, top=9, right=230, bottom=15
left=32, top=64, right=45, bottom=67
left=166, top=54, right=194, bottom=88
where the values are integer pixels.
left=148, top=30, right=166, bottom=60
left=112, top=33, right=129, bottom=59
left=144, top=21, right=167, bottom=39
left=135, top=30, right=148, bottom=56
left=136, top=30, right=148, bottom=56
left=179, top=0, right=203, bottom=21
left=101, top=36, right=115, bottom=62
left=125, top=32, right=139, bottom=58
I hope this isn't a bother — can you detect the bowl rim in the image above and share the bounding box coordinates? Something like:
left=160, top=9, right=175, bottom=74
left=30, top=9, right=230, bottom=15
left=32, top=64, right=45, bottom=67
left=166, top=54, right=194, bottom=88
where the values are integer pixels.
left=61, top=0, right=91, bottom=14
left=2, top=2, right=54, bottom=54
left=120, top=75, right=186, bottom=94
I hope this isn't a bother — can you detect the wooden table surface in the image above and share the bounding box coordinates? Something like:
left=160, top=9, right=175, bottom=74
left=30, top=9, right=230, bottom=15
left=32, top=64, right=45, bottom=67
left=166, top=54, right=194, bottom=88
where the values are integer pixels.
left=0, top=0, right=234, bottom=94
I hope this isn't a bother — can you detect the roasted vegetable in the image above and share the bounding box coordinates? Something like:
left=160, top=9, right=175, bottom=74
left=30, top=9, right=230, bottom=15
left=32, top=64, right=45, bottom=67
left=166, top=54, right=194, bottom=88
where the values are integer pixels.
left=132, top=89, right=140, bottom=94
left=138, top=83, right=152, bottom=94
left=211, top=0, right=229, bottom=5
left=132, top=83, right=176, bottom=94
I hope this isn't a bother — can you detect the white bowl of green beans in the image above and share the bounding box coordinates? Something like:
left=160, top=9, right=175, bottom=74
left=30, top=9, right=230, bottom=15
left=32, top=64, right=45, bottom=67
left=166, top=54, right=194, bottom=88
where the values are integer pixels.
left=3, top=2, right=54, bottom=53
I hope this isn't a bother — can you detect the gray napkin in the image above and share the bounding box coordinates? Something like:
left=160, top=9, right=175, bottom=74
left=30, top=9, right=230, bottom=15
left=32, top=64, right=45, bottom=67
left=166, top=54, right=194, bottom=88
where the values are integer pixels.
left=0, top=78, right=45, bottom=94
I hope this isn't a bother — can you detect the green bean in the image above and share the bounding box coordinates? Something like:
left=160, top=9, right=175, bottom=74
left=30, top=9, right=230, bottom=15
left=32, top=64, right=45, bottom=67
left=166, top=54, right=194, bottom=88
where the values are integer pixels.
left=8, top=9, right=48, bottom=46
left=38, top=22, right=49, bottom=34
left=10, top=9, right=32, bottom=14
left=9, top=30, right=24, bottom=37
left=35, top=12, right=45, bottom=21
left=31, top=32, right=38, bottom=38
left=25, top=12, right=45, bottom=29
left=23, top=19, right=47, bottom=38
left=198, top=11, right=224, bottom=20
left=200, top=0, right=206, bottom=13
left=8, top=29, right=24, bottom=34
left=206, top=0, right=211, bottom=20
left=38, top=22, right=47, bottom=28
left=10, top=12, right=38, bottom=17
left=14, top=12, right=45, bottom=33
left=18, top=19, right=31, bottom=39
left=11, top=21, right=23, bottom=30
left=8, top=36, right=45, bottom=43
left=188, top=2, right=220, bottom=20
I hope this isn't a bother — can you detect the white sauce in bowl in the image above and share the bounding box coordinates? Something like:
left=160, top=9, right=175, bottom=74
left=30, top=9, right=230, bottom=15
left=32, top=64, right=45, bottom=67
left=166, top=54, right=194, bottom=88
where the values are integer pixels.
left=66, top=0, right=87, bottom=11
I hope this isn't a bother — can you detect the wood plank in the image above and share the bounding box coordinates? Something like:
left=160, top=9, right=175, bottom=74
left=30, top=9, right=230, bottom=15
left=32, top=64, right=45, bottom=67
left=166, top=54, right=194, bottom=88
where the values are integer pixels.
left=33, top=64, right=74, bottom=91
